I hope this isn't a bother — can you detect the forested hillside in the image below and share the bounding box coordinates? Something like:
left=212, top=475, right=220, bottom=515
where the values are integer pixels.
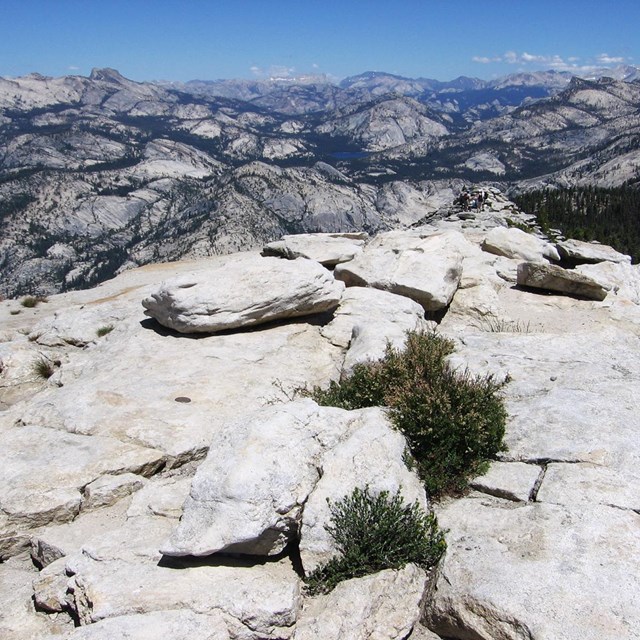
left=514, top=185, right=640, bottom=263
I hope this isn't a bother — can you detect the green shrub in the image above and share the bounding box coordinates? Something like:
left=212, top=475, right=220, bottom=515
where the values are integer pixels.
left=96, top=324, right=114, bottom=337
left=310, top=331, right=507, bottom=497
left=304, top=486, right=446, bottom=595
left=32, top=356, right=55, bottom=379
left=20, top=296, right=40, bottom=309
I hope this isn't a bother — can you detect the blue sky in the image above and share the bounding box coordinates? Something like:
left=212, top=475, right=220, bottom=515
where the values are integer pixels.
left=1, top=0, right=638, bottom=82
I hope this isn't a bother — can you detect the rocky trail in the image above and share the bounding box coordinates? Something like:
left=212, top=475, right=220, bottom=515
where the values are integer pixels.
left=1, top=192, right=639, bottom=639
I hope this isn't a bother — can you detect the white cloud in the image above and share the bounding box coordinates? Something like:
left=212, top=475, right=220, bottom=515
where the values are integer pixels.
left=249, top=65, right=263, bottom=76
left=268, top=65, right=295, bottom=78
left=504, top=51, right=518, bottom=64
left=472, top=50, right=631, bottom=74
left=68, top=65, right=80, bottom=71
left=597, top=53, right=625, bottom=65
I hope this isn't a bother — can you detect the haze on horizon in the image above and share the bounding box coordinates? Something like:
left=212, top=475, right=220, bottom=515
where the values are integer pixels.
left=1, top=0, right=639, bottom=83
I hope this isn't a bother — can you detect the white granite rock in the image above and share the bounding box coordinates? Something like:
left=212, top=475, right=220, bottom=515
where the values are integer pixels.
left=334, top=231, right=464, bottom=311
left=320, top=287, right=431, bottom=373
left=517, top=261, right=610, bottom=300
left=482, top=227, right=560, bottom=262
left=0, top=554, right=72, bottom=640
left=142, top=254, right=345, bottom=333
left=299, top=408, right=428, bottom=572
left=81, top=473, right=146, bottom=511
left=162, top=401, right=425, bottom=564
left=0, top=426, right=163, bottom=559
left=262, top=232, right=368, bottom=266
left=576, top=260, right=640, bottom=304
left=161, top=400, right=350, bottom=557
left=425, top=495, right=640, bottom=640
left=51, top=610, right=230, bottom=640
left=557, top=238, right=631, bottom=264
left=469, top=461, right=542, bottom=503
left=63, top=554, right=301, bottom=638
left=293, top=564, right=428, bottom=640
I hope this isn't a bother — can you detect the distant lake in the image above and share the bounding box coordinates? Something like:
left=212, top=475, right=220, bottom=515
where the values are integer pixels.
left=329, top=151, right=370, bottom=159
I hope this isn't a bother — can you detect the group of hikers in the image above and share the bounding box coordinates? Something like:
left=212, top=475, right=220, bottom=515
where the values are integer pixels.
left=455, top=187, right=490, bottom=212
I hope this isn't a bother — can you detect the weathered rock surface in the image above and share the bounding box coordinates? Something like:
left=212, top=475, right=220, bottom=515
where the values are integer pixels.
left=262, top=232, right=368, bottom=266
left=52, top=610, right=231, bottom=640
left=298, top=409, right=427, bottom=572
left=426, top=495, right=640, bottom=640
left=320, top=286, right=432, bottom=373
left=162, top=401, right=426, bottom=566
left=293, top=564, right=428, bottom=640
left=557, top=238, right=632, bottom=264
left=576, top=260, right=640, bottom=304
left=334, top=230, right=464, bottom=310
left=142, top=254, right=345, bottom=333
left=0, top=426, right=163, bottom=559
left=482, top=226, right=560, bottom=262
left=1, top=201, right=639, bottom=639
left=432, top=328, right=640, bottom=639
left=469, top=461, right=541, bottom=503
left=517, top=260, right=611, bottom=300
left=0, top=554, right=72, bottom=639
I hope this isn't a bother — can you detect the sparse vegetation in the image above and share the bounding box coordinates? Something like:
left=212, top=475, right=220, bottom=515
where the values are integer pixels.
left=21, top=295, right=47, bottom=308
left=479, top=317, right=532, bottom=333
left=505, top=217, right=534, bottom=233
left=96, top=324, right=114, bottom=337
left=304, top=486, right=446, bottom=595
left=309, top=331, right=507, bottom=497
left=32, top=356, right=55, bottom=380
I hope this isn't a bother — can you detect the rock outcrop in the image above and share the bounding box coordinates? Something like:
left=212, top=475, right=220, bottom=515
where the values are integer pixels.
left=517, top=260, right=611, bottom=300
left=142, top=254, right=345, bottom=333
left=334, top=230, right=465, bottom=311
left=0, top=194, right=639, bottom=640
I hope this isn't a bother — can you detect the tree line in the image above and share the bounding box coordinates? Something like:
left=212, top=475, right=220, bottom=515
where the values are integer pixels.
left=513, top=185, right=640, bottom=263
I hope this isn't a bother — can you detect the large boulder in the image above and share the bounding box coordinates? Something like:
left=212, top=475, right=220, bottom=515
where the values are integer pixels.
left=262, top=232, right=368, bottom=266
left=557, top=238, right=631, bottom=265
left=161, top=400, right=426, bottom=566
left=298, top=409, right=427, bottom=572
left=517, top=261, right=610, bottom=300
left=334, top=231, right=464, bottom=311
left=482, top=227, right=560, bottom=262
left=142, top=254, right=345, bottom=333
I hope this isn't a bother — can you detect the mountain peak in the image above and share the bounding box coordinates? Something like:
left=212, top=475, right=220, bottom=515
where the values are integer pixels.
left=89, top=67, right=127, bottom=84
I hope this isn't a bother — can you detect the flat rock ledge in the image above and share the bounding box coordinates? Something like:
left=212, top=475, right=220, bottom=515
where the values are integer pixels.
left=262, top=232, right=368, bottom=266
left=142, top=254, right=345, bottom=333
left=517, top=261, right=610, bottom=300
left=482, top=226, right=560, bottom=263
left=557, top=238, right=632, bottom=265
left=334, top=230, right=464, bottom=311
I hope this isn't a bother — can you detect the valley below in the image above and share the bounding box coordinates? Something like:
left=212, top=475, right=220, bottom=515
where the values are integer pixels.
left=1, top=67, right=640, bottom=640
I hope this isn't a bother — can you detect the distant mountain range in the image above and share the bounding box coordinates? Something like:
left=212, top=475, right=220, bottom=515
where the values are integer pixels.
left=1, top=66, right=639, bottom=297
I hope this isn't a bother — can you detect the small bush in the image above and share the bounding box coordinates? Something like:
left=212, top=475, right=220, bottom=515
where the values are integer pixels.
left=304, top=486, right=446, bottom=595
left=32, top=356, right=55, bottom=379
left=96, top=324, right=114, bottom=337
left=21, top=296, right=41, bottom=308
left=310, top=331, right=507, bottom=497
